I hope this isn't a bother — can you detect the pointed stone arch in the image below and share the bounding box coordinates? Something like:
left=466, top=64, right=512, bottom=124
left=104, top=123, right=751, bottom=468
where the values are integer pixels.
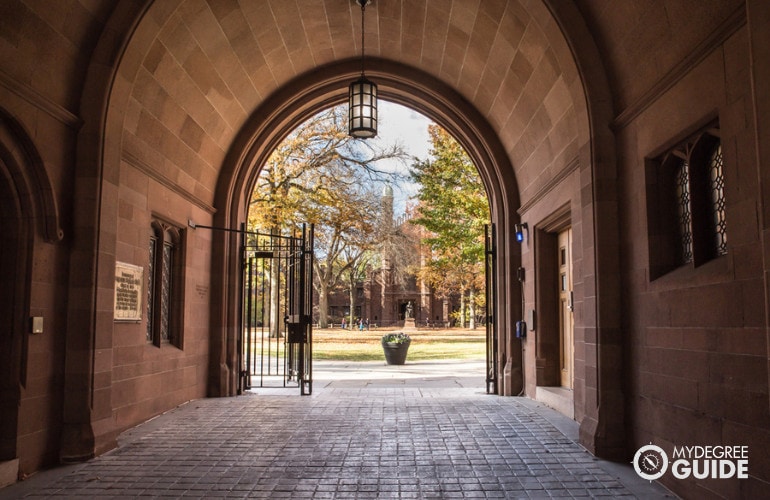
left=208, top=59, right=524, bottom=398
left=0, top=109, right=64, bottom=467
left=72, top=0, right=625, bottom=461
left=0, top=109, right=64, bottom=244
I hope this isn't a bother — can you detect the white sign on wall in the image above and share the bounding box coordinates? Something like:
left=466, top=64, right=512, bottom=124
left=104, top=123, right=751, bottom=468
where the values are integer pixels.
left=114, top=262, right=143, bottom=321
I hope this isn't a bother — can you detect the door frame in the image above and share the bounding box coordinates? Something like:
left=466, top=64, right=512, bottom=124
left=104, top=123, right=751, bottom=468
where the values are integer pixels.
left=534, top=207, right=572, bottom=388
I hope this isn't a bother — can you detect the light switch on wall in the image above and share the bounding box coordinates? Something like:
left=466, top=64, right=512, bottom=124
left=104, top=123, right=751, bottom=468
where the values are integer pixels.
left=31, top=316, right=43, bottom=334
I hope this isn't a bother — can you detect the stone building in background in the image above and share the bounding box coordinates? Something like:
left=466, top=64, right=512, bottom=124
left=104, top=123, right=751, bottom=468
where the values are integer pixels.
left=325, top=185, right=458, bottom=328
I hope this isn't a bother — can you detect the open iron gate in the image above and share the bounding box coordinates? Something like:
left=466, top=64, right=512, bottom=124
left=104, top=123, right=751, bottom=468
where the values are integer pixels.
left=485, top=224, right=498, bottom=394
left=239, top=224, right=314, bottom=395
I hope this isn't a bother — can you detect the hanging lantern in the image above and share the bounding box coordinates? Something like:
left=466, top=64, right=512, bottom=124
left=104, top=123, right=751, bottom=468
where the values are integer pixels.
left=348, top=0, right=377, bottom=138
left=348, top=76, right=378, bottom=138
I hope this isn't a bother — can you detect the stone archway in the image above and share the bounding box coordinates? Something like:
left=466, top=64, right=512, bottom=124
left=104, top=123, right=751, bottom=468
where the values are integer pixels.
left=77, top=0, right=624, bottom=461
left=0, top=109, right=64, bottom=478
left=208, top=59, right=523, bottom=398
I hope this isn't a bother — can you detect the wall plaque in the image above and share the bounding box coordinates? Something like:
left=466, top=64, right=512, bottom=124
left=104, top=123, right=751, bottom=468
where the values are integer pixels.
left=114, top=262, right=143, bottom=321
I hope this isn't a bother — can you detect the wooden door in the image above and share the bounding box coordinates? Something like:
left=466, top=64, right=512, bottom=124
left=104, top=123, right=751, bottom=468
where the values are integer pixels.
left=558, top=228, right=574, bottom=389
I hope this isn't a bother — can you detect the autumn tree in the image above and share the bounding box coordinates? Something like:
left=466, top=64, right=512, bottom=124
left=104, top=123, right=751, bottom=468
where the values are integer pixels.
left=249, top=105, right=407, bottom=330
left=409, top=125, right=489, bottom=328
left=309, top=180, right=382, bottom=329
left=340, top=246, right=375, bottom=330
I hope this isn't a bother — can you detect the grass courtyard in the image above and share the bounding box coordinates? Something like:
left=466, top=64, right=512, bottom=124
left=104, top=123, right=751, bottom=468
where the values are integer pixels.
left=311, top=326, right=486, bottom=361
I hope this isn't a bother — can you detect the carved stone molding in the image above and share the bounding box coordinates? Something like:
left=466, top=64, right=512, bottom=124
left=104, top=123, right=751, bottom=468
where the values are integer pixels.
left=122, top=149, right=217, bottom=214
left=0, top=70, right=81, bottom=130
left=0, top=109, right=64, bottom=242
left=517, top=156, right=580, bottom=216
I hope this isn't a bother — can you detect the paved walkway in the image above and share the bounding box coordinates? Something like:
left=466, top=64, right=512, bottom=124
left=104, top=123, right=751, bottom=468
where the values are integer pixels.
left=1, top=360, right=674, bottom=499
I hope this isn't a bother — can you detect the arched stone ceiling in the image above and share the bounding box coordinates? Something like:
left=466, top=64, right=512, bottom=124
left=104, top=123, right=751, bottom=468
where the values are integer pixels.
left=120, top=0, right=584, bottom=208
left=574, top=0, right=743, bottom=113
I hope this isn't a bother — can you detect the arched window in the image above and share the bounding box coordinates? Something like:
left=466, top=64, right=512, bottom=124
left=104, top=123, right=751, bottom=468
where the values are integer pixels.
left=147, top=219, right=185, bottom=347
left=646, top=121, right=727, bottom=279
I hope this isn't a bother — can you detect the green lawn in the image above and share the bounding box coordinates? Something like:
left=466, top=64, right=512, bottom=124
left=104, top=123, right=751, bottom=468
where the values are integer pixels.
left=311, top=327, right=486, bottom=361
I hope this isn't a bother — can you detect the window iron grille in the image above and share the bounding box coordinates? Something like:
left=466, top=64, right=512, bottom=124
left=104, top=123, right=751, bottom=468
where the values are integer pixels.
left=709, top=144, right=727, bottom=256
left=675, top=158, right=693, bottom=265
left=146, top=236, right=156, bottom=342
left=160, top=241, right=173, bottom=341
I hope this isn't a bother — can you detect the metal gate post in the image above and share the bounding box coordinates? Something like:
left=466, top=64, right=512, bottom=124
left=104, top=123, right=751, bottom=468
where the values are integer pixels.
left=485, top=224, right=498, bottom=394
left=301, top=224, right=314, bottom=395
left=238, top=222, right=248, bottom=393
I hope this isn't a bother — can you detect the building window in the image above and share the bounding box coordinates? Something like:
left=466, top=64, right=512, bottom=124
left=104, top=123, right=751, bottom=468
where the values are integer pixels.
left=709, top=143, right=728, bottom=256
left=674, top=156, right=693, bottom=265
left=146, top=235, right=156, bottom=342
left=647, top=121, right=727, bottom=279
left=147, top=219, right=185, bottom=347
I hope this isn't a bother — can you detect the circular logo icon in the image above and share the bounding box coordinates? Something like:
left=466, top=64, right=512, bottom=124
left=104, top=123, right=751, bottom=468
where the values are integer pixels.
left=633, top=444, right=668, bottom=481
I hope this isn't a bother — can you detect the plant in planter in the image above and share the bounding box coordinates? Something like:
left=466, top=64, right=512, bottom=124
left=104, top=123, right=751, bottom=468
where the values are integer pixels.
left=381, top=332, right=411, bottom=365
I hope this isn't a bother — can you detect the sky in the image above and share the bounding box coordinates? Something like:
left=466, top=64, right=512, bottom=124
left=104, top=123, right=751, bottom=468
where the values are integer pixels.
left=368, top=100, right=433, bottom=214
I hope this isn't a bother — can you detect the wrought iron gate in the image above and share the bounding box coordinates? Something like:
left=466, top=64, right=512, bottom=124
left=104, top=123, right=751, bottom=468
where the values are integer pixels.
left=485, top=224, right=498, bottom=394
left=239, top=225, right=314, bottom=395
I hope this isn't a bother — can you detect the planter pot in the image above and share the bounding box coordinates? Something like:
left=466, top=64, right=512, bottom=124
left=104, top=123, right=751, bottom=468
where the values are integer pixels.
left=381, top=339, right=410, bottom=365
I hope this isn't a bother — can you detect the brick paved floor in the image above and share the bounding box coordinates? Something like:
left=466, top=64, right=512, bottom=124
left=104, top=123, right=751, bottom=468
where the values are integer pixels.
left=1, top=361, right=674, bottom=499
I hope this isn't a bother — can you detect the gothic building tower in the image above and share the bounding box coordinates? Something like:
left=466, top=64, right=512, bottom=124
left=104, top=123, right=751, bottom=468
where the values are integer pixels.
left=327, top=184, right=452, bottom=327
left=379, top=185, right=395, bottom=324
